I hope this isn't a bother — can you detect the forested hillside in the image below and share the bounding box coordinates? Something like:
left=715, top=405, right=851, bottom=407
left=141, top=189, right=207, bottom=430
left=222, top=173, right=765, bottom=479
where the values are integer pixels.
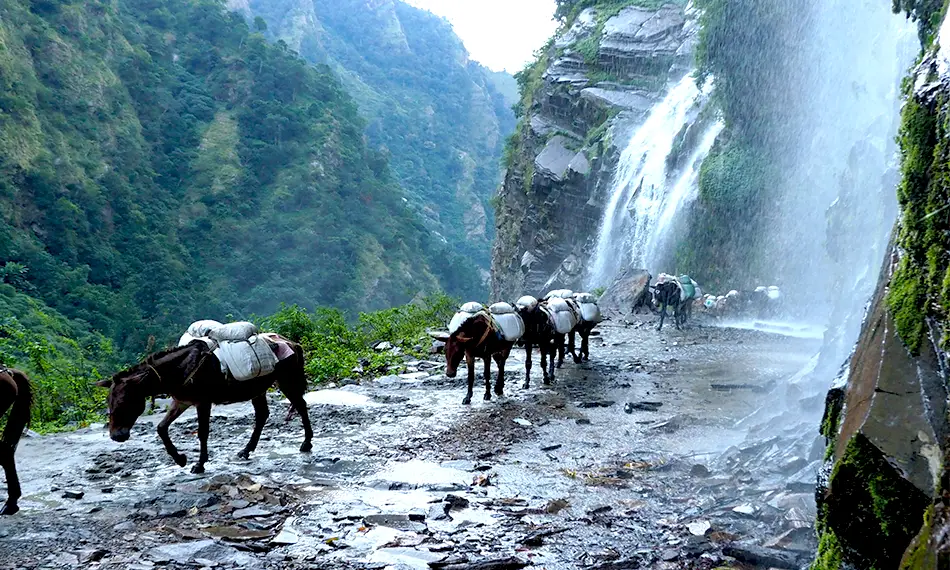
left=0, top=0, right=479, bottom=363
left=234, top=0, right=516, bottom=271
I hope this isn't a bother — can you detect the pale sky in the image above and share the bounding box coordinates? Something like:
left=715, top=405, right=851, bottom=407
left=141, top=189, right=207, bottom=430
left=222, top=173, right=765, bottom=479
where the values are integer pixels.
left=404, top=0, right=559, bottom=73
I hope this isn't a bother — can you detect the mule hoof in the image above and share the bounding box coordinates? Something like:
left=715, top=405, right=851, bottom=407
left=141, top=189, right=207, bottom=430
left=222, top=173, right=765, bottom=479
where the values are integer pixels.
left=522, top=382, right=530, bottom=390
left=494, top=388, right=504, bottom=397
left=462, top=397, right=472, bottom=405
left=172, top=453, right=187, bottom=467
left=0, top=502, right=18, bottom=516
left=299, top=441, right=313, bottom=453
left=573, top=357, right=582, bottom=364
left=483, top=393, right=491, bottom=401
left=191, top=464, right=205, bottom=475
left=237, top=450, right=250, bottom=460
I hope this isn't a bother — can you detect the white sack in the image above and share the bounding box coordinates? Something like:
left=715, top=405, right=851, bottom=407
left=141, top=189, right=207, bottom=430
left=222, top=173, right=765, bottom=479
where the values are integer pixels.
left=209, top=321, right=259, bottom=342
left=459, top=302, right=485, bottom=313
left=579, top=302, right=602, bottom=323
left=545, top=298, right=578, bottom=334
left=544, top=289, right=574, bottom=300
left=214, top=335, right=278, bottom=381
left=187, top=320, right=224, bottom=338
left=178, top=333, right=216, bottom=349
left=492, top=313, right=525, bottom=342
left=449, top=302, right=484, bottom=334
left=516, top=296, right=538, bottom=311
left=489, top=302, right=516, bottom=315
left=573, top=292, right=597, bottom=304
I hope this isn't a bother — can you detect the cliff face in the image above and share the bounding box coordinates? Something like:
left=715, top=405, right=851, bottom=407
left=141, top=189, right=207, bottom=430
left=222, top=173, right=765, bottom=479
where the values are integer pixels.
left=814, top=17, right=950, bottom=568
left=233, top=0, right=515, bottom=286
left=491, top=1, right=696, bottom=300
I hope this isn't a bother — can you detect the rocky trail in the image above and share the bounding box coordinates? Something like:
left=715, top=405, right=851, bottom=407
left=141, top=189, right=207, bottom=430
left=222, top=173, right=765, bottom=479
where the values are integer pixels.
left=0, top=320, right=823, bottom=570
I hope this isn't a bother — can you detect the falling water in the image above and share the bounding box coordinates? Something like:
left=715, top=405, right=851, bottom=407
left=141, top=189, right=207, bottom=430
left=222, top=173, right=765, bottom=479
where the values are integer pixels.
left=588, top=74, right=707, bottom=288
left=641, top=120, right=724, bottom=270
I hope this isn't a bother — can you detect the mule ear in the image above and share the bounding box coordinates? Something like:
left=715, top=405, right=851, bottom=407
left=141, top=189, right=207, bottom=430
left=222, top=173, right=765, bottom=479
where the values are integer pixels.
left=428, top=330, right=451, bottom=342
left=94, top=379, right=113, bottom=388
left=456, top=334, right=472, bottom=343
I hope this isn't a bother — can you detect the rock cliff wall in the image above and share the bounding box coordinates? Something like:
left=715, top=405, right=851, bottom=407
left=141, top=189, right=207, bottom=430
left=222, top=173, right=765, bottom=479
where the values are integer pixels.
left=491, top=1, right=696, bottom=300
left=815, top=13, right=950, bottom=568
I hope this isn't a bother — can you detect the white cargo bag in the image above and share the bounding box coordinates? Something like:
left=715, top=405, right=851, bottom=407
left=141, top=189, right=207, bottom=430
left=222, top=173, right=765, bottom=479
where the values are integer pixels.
left=187, top=320, right=224, bottom=338
left=545, top=298, right=578, bottom=334
left=515, top=296, right=538, bottom=311
left=449, top=302, right=485, bottom=334
left=214, top=335, right=278, bottom=381
left=178, top=332, right=216, bottom=349
left=578, top=302, right=602, bottom=323
left=491, top=313, right=525, bottom=342
left=544, top=289, right=574, bottom=300
left=489, top=302, right=516, bottom=315
left=209, top=321, right=259, bottom=342
left=573, top=292, right=597, bottom=304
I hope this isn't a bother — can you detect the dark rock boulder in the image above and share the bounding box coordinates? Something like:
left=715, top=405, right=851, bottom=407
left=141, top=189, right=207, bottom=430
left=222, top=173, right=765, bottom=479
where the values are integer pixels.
left=598, top=268, right=652, bottom=317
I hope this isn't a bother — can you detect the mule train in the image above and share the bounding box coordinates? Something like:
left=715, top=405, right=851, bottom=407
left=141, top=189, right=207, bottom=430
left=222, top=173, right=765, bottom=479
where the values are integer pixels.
left=430, top=290, right=603, bottom=405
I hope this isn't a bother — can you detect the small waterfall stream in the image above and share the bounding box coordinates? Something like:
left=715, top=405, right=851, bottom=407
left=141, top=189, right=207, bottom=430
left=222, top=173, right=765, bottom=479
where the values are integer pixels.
left=588, top=74, right=715, bottom=288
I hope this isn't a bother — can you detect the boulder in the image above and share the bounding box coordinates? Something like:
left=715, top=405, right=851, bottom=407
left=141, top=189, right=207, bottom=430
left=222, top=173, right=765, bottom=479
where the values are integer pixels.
left=535, top=136, right=579, bottom=182
left=597, top=267, right=652, bottom=317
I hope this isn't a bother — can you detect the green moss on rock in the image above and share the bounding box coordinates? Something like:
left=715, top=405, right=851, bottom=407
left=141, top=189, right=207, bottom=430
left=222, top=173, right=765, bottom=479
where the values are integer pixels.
left=819, top=434, right=931, bottom=569
left=812, top=529, right=844, bottom=570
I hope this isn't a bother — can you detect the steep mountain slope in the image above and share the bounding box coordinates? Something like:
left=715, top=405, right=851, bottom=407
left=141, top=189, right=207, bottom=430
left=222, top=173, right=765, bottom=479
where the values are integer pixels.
left=490, top=0, right=696, bottom=299
left=0, top=0, right=468, bottom=354
left=231, top=0, right=516, bottom=273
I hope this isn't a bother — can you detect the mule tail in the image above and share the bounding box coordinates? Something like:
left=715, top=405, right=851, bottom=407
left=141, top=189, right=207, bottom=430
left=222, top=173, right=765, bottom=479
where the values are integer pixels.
left=2, top=372, right=32, bottom=450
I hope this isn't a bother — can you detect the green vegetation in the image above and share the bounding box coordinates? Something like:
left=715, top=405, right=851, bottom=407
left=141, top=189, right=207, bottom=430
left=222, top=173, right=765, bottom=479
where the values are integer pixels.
left=887, top=75, right=950, bottom=353
left=892, top=0, right=946, bottom=43
left=899, top=505, right=936, bottom=570
left=817, top=434, right=931, bottom=569
left=0, top=0, right=486, bottom=364
left=246, top=0, right=515, bottom=276
left=259, top=293, right=455, bottom=383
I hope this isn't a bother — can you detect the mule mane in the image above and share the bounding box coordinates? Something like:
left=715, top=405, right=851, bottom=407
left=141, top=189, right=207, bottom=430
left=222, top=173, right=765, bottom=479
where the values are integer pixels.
left=453, top=312, right=493, bottom=338
left=115, top=341, right=208, bottom=381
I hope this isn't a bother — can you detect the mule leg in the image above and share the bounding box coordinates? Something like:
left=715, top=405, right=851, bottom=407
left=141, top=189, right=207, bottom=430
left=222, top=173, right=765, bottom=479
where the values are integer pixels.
left=288, top=395, right=313, bottom=453
left=0, top=444, right=20, bottom=516
left=238, top=395, right=269, bottom=460
left=546, top=343, right=556, bottom=383
left=523, top=343, right=533, bottom=389
left=570, top=331, right=582, bottom=364
left=581, top=330, right=591, bottom=361
left=157, top=401, right=191, bottom=467
left=191, top=402, right=212, bottom=474
left=463, top=353, right=475, bottom=405
left=483, top=356, right=492, bottom=401
left=657, top=304, right=666, bottom=331
left=556, top=335, right=565, bottom=368
left=494, top=346, right=511, bottom=397
left=540, top=344, right=551, bottom=385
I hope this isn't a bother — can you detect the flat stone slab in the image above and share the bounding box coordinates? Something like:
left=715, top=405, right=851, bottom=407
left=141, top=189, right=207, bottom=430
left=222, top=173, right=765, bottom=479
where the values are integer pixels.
left=535, top=136, right=577, bottom=182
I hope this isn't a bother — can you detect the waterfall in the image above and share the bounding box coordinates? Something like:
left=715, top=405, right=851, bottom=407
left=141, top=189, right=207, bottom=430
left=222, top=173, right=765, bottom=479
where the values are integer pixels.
left=588, top=74, right=713, bottom=289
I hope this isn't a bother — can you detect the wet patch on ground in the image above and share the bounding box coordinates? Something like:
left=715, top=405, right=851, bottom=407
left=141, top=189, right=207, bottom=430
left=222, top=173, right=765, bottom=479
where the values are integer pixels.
left=0, top=320, right=823, bottom=569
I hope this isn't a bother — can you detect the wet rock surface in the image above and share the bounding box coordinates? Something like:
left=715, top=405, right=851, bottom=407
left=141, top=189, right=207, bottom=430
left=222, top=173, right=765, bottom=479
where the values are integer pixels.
left=0, top=321, right=821, bottom=569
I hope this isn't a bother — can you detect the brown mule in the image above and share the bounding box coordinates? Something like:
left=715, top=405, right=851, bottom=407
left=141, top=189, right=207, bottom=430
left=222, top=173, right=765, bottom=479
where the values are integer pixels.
left=432, top=313, right=514, bottom=405
left=97, top=337, right=312, bottom=474
left=0, top=368, right=32, bottom=515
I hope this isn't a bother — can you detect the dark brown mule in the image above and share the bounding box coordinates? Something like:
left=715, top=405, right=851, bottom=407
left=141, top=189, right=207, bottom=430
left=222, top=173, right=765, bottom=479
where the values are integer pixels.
left=432, top=313, right=514, bottom=405
left=97, top=337, right=312, bottom=474
left=516, top=300, right=559, bottom=388
left=0, top=368, right=31, bottom=515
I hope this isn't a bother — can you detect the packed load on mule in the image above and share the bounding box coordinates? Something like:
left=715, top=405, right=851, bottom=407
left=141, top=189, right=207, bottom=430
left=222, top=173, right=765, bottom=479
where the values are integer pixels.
left=653, top=273, right=701, bottom=331
left=569, top=291, right=603, bottom=362
left=431, top=301, right=523, bottom=404
left=179, top=320, right=295, bottom=382
left=98, top=322, right=312, bottom=474
left=0, top=368, right=32, bottom=516
left=516, top=295, right=561, bottom=388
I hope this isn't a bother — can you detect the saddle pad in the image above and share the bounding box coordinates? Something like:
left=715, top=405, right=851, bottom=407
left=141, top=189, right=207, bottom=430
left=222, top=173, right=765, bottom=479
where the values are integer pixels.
left=259, top=333, right=296, bottom=361
left=492, top=313, right=525, bottom=342
left=214, top=335, right=278, bottom=381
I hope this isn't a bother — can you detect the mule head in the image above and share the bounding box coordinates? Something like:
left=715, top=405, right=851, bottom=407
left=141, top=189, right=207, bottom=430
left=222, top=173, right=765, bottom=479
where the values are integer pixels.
left=443, top=331, right=471, bottom=378
left=96, top=368, right=151, bottom=443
